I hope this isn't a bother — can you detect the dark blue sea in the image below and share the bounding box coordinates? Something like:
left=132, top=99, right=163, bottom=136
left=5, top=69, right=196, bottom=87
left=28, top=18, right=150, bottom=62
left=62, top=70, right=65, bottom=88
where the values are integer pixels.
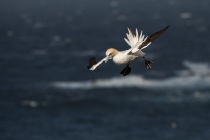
left=1, top=0, right=210, bottom=140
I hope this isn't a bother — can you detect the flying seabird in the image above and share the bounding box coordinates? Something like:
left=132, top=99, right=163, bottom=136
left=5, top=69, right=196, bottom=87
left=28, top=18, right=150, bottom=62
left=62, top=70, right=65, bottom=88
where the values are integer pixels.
left=87, top=25, right=169, bottom=76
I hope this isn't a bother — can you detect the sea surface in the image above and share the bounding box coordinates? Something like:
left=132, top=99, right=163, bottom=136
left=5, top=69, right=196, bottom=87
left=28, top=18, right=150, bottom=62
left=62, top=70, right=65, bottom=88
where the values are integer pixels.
left=1, top=0, right=210, bottom=140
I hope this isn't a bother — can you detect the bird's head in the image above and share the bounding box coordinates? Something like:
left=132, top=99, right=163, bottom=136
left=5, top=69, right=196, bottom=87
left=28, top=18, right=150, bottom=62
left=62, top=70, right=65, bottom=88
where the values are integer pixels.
left=105, top=48, right=119, bottom=63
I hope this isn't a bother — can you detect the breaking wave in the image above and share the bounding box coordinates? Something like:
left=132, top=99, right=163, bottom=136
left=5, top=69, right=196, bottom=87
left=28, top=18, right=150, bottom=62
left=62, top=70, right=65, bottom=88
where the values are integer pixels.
left=51, top=61, right=210, bottom=90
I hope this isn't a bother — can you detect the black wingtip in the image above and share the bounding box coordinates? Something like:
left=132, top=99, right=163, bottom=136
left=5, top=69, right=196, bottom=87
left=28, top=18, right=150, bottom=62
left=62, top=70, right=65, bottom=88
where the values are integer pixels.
left=160, top=25, right=170, bottom=33
left=87, top=57, right=97, bottom=70
left=165, top=25, right=170, bottom=30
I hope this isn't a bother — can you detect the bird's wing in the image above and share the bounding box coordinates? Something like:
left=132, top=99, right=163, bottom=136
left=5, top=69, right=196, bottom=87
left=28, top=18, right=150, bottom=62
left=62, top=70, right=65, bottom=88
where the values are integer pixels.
left=88, top=57, right=107, bottom=71
left=130, top=25, right=170, bottom=53
left=87, top=57, right=97, bottom=69
left=124, top=27, right=146, bottom=48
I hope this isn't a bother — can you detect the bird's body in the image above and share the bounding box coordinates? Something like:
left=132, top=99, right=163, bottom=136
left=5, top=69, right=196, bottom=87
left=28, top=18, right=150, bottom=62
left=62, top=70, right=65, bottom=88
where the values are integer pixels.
left=87, top=25, right=169, bottom=76
left=110, top=49, right=145, bottom=65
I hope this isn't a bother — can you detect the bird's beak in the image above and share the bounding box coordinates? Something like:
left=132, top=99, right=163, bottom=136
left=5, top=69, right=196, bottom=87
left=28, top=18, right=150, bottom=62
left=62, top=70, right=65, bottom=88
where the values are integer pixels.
left=105, top=56, right=109, bottom=63
left=105, top=55, right=112, bottom=63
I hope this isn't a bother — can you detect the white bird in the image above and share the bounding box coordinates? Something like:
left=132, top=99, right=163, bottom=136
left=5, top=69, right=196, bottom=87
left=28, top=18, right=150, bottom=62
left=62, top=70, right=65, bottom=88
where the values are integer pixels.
left=87, top=25, right=169, bottom=76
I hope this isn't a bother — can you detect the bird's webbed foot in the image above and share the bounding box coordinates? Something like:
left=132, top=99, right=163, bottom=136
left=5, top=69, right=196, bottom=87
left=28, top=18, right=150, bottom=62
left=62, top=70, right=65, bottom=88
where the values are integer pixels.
left=143, top=57, right=153, bottom=69
left=120, top=64, right=131, bottom=76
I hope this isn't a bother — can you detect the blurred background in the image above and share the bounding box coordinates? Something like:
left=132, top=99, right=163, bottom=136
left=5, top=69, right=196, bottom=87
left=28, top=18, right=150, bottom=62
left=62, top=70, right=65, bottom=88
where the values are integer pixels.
left=1, top=0, right=210, bottom=139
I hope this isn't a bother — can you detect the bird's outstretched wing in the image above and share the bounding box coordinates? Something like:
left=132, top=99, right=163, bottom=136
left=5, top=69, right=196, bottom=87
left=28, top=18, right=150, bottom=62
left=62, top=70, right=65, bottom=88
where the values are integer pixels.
left=130, top=25, right=170, bottom=53
left=138, top=25, right=169, bottom=50
left=87, top=57, right=108, bottom=71
left=87, top=57, right=97, bottom=69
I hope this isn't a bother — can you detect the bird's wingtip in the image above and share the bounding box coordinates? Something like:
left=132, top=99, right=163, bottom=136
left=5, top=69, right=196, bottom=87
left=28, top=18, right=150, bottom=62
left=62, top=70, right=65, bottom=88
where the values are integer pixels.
left=87, top=57, right=97, bottom=70
left=166, top=25, right=170, bottom=29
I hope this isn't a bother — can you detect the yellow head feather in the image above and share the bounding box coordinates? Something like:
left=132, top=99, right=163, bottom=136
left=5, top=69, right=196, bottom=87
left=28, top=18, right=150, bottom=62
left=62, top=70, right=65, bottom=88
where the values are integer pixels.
left=105, top=48, right=119, bottom=56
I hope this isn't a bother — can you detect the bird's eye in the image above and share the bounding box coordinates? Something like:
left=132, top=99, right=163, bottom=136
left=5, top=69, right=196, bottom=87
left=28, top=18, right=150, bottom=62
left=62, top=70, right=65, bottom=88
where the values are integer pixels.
left=109, top=53, right=112, bottom=56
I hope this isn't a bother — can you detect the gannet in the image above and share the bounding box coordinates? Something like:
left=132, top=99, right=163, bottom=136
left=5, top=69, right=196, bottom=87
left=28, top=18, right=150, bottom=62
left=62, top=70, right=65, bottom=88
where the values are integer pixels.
left=87, top=25, right=169, bottom=76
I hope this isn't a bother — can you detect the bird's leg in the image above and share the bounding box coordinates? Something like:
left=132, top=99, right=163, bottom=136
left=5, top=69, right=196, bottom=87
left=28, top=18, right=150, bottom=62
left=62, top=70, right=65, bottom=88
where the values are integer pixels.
left=143, top=57, right=153, bottom=69
left=120, top=64, right=131, bottom=76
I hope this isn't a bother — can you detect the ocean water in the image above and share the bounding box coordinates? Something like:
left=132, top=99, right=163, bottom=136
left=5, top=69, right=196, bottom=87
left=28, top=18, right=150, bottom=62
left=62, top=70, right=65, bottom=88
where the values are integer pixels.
left=1, top=0, right=210, bottom=140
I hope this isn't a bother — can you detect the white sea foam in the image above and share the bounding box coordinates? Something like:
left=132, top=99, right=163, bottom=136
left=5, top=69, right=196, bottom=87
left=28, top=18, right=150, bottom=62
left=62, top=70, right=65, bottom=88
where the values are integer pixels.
left=21, top=100, right=48, bottom=108
left=178, top=61, right=210, bottom=76
left=180, top=12, right=193, bottom=19
left=51, top=61, right=210, bottom=90
left=21, top=100, right=39, bottom=108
